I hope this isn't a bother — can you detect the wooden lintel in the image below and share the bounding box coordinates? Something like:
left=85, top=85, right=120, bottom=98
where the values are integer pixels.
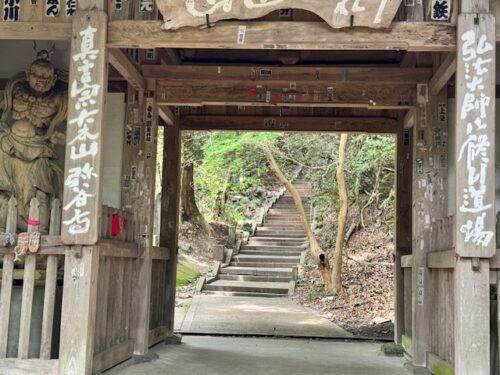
left=108, top=49, right=146, bottom=91
left=108, top=21, right=456, bottom=52
left=0, top=22, right=71, bottom=40
left=428, top=54, right=457, bottom=96
left=159, top=106, right=175, bottom=126
left=156, top=81, right=416, bottom=109
left=143, top=65, right=432, bottom=84
left=180, top=116, right=397, bottom=134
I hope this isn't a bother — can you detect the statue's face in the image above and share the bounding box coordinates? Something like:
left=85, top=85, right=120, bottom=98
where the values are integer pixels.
left=26, top=64, right=57, bottom=93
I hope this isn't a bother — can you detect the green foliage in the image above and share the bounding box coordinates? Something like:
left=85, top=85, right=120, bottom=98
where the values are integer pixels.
left=194, top=131, right=281, bottom=224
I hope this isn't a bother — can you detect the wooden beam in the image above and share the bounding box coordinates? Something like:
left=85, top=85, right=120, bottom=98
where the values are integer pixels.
left=108, top=49, right=146, bottom=91
left=159, top=124, right=181, bottom=335
left=429, top=54, right=457, bottom=96
left=159, top=106, right=175, bottom=126
left=427, top=249, right=456, bottom=269
left=107, top=21, right=456, bottom=52
left=0, top=22, right=71, bottom=40
left=143, top=65, right=433, bottom=84
left=180, top=115, right=397, bottom=134
left=156, top=81, right=416, bottom=109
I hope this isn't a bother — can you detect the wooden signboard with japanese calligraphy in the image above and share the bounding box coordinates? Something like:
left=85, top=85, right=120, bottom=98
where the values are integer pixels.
left=61, top=10, right=108, bottom=245
left=1, top=0, right=76, bottom=22
left=158, top=0, right=403, bottom=30
left=455, top=13, right=495, bottom=258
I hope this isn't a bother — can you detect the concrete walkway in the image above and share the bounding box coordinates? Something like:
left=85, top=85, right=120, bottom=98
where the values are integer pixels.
left=179, top=295, right=352, bottom=338
left=110, top=336, right=408, bottom=375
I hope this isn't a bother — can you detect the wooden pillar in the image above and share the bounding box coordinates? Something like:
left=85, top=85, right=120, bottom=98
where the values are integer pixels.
left=395, top=121, right=413, bottom=344
left=159, top=120, right=181, bottom=334
left=132, top=94, right=158, bottom=354
left=411, top=83, right=448, bottom=366
left=454, top=1, right=495, bottom=372
left=59, top=9, right=107, bottom=374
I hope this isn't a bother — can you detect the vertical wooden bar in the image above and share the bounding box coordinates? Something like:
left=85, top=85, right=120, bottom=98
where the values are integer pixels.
left=395, top=120, right=413, bottom=345
left=411, top=84, right=432, bottom=366
left=18, top=198, right=40, bottom=359
left=0, top=254, right=14, bottom=358
left=0, top=197, right=17, bottom=358
left=454, top=4, right=495, bottom=373
left=40, top=255, right=58, bottom=359
left=61, top=9, right=108, bottom=246
left=58, top=247, right=100, bottom=375
left=159, top=120, right=181, bottom=335
left=132, top=96, right=157, bottom=354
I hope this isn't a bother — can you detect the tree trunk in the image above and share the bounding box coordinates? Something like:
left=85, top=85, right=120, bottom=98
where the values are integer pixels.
left=331, top=133, right=349, bottom=293
left=180, top=163, right=212, bottom=235
left=258, top=144, right=333, bottom=290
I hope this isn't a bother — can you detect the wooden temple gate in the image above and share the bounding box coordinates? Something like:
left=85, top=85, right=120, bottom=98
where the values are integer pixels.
left=0, top=0, right=499, bottom=374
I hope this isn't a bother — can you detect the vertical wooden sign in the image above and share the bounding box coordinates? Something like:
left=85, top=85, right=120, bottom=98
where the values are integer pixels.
left=61, top=10, right=108, bottom=245
left=455, top=13, right=495, bottom=258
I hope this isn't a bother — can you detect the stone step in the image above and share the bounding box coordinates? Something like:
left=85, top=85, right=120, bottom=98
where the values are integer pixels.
left=239, top=249, right=303, bottom=256
left=241, top=245, right=307, bottom=251
left=254, top=231, right=306, bottom=238
left=201, top=291, right=286, bottom=298
left=218, top=274, right=292, bottom=282
left=258, top=225, right=305, bottom=230
left=249, top=236, right=307, bottom=242
left=203, top=280, right=289, bottom=294
left=220, top=266, right=292, bottom=277
left=229, top=261, right=296, bottom=268
left=247, top=240, right=307, bottom=247
left=233, top=254, right=300, bottom=263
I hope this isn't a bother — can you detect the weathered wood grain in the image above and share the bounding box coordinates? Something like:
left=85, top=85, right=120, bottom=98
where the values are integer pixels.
left=157, top=81, right=416, bottom=109
left=108, top=20, right=456, bottom=51
left=40, top=255, right=59, bottom=360
left=143, top=65, right=432, bottom=83
left=455, top=13, right=496, bottom=258
left=0, top=255, right=14, bottom=358
left=61, top=10, right=108, bottom=245
left=180, top=115, right=398, bottom=133
left=158, top=0, right=402, bottom=30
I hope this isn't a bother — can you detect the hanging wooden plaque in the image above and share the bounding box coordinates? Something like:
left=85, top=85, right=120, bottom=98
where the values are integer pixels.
left=158, top=0, right=403, bottom=30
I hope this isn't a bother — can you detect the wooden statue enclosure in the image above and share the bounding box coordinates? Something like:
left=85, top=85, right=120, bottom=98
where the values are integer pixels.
left=0, top=0, right=499, bottom=374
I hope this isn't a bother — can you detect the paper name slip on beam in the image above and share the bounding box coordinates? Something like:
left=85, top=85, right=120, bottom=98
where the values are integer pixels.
left=158, top=0, right=403, bottom=30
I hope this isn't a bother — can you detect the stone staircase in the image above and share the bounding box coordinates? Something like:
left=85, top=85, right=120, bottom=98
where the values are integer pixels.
left=202, top=180, right=311, bottom=298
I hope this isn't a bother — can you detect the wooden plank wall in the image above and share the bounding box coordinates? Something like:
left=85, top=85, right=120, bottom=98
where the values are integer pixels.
left=149, top=259, right=169, bottom=330
left=93, top=254, right=135, bottom=372
left=429, top=269, right=454, bottom=365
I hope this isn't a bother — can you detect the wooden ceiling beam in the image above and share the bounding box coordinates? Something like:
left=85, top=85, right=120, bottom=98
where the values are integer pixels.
left=180, top=115, right=397, bottom=134
left=156, top=81, right=416, bottom=109
left=428, top=54, right=457, bottom=96
left=108, top=49, right=146, bottom=91
left=143, top=65, right=432, bottom=84
left=158, top=106, right=175, bottom=126
left=107, top=21, right=457, bottom=51
left=0, top=22, right=71, bottom=40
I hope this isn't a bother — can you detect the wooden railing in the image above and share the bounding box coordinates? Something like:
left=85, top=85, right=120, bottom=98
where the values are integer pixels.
left=0, top=196, right=65, bottom=364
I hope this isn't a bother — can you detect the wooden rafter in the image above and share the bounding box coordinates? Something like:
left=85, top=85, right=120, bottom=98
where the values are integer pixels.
left=428, top=54, right=456, bottom=96
left=108, top=49, right=146, bottom=91
left=180, top=115, right=397, bottom=134
left=143, top=65, right=432, bottom=83
left=107, top=21, right=457, bottom=51
left=0, top=22, right=71, bottom=40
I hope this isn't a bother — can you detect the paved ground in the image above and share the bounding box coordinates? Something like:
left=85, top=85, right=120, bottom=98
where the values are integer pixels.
left=110, top=335, right=408, bottom=375
left=179, top=295, right=352, bottom=338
